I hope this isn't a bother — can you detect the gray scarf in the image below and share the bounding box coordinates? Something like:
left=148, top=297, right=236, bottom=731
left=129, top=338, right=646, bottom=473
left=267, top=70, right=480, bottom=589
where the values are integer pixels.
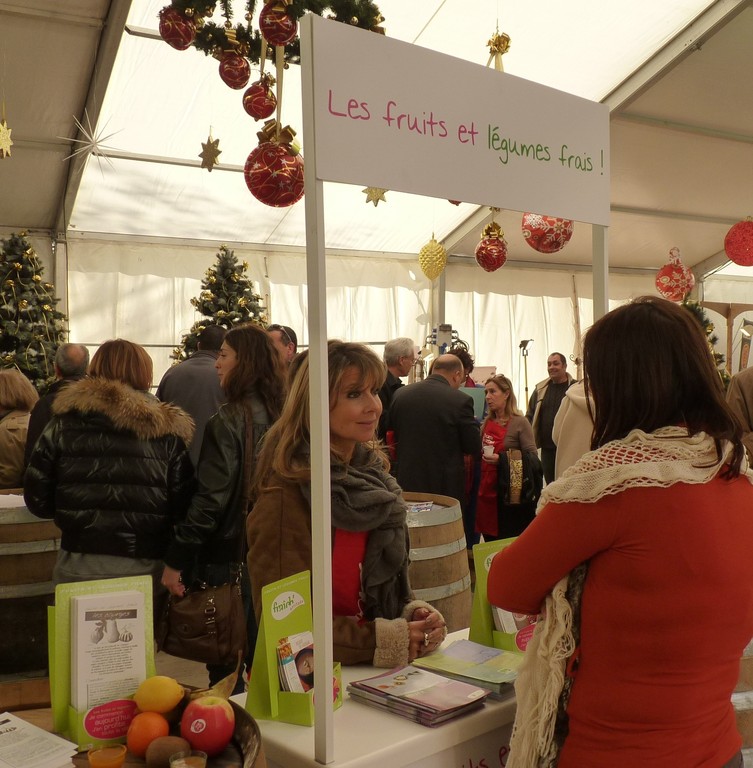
left=301, top=444, right=411, bottom=620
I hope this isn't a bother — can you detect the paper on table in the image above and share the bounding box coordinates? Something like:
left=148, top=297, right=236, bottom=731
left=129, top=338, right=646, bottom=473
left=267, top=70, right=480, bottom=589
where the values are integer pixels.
left=0, top=712, right=77, bottom=768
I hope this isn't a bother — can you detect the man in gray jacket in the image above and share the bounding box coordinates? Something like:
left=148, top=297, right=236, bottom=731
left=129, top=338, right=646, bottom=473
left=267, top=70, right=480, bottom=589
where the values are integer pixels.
left=157, top=324, right=226, bottom=466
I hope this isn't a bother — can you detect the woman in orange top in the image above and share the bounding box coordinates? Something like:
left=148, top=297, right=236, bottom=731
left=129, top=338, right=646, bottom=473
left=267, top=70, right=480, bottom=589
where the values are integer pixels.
left=488, top=296, right=753, bottom=768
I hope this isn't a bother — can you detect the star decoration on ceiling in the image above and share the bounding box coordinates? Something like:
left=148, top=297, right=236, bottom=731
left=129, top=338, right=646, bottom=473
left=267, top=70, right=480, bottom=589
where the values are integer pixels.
left=60, top=109, right=120, bottom=174
left=362, top=187, right=388, bottom=207
left=199, top=135, right=222, bottom=171
left=0, top=119, right=13, bottom=159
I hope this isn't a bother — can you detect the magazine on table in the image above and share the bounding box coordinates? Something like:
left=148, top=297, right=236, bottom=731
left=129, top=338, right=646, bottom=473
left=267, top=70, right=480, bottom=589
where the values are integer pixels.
left=411, top=638, right=524, bottom=695
left=277, top=630, right=315, bottom=693
left=347, top=665, right=490, bottom=726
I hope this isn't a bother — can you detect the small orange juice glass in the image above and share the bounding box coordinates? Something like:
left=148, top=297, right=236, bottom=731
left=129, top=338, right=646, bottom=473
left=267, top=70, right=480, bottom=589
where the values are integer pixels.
left=87, top=744, right=127, bottom=768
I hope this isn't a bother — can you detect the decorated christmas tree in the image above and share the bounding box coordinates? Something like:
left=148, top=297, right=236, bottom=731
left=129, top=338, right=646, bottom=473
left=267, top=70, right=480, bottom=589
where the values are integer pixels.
left=173, top=244, right=267, bottom=361
left=682, top=298, right=730, bottom=387
left=0, top=232, right=67, bottom=392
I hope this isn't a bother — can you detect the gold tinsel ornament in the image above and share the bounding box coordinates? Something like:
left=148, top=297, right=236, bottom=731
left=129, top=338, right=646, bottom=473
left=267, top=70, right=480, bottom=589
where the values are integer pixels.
left=418, top=235, right=447, bottom=281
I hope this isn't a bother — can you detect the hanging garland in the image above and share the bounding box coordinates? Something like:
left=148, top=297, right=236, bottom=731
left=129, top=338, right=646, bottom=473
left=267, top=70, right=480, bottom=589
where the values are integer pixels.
left=160, top=0, right=385, bottom=64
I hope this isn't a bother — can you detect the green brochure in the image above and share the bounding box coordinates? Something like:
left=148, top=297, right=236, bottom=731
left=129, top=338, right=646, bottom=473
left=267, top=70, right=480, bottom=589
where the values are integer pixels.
left=246, top=570, right=343, bottom=727
left=49, top=575, right=155, bottom=748
left=469, top=539, right=537, bottom=653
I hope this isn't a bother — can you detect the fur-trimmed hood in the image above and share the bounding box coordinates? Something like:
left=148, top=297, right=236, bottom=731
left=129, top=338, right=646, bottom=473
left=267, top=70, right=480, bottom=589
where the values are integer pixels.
left=52, top=376, right=195, bottom=444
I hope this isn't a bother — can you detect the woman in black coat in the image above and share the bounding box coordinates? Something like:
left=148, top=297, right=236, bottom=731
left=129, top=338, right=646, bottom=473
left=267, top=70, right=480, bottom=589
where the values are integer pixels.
left=24, top=339, right=195, bottom=617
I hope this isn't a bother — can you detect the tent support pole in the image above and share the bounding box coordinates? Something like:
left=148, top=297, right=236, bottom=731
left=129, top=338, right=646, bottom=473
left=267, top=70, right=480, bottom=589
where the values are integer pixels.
left=300, top=15, right=334, bottom=764
left=592, top=225, right=609, bottom=320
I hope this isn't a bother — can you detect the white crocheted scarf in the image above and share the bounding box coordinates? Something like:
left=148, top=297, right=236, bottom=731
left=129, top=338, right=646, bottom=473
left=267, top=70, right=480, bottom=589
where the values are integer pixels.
left=506, top=426, right=750, bottom=768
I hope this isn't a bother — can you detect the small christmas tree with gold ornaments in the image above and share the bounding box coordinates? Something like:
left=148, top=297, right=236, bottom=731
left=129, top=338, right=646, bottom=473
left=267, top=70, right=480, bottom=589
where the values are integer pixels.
left=1, top=232, right=67, bottom=392
left=173, top=244, right=267, bottom=361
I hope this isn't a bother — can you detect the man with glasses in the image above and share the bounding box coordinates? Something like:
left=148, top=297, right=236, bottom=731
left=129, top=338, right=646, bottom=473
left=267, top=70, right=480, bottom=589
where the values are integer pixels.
left=378, top=337, right=417, bottom=443
left=267, top=324, right=298, bottom=365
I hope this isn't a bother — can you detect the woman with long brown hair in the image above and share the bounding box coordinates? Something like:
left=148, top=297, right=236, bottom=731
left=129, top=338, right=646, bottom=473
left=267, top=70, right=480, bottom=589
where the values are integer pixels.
left=247, top=341, right=446, bottom=668
left=162, top=322, right=286, bottom=692
left=475, top=374, right=541, bottom=540
left=488, top=296, right=753, bottom=768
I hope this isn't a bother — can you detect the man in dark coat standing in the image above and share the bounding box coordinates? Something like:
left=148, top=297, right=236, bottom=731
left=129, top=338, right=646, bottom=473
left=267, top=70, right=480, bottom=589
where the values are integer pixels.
left=156, top=324, right=226, bottom=466
left=389, top=354, right=481, bottom=514
left=377, top=337, right=416, bottom=444
left=24, top=343, right=89, bottom=465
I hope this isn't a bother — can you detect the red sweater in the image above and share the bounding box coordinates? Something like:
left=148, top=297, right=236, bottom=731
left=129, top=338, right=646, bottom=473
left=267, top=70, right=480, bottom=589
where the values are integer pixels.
left=488, top=476, right=753, bottom=767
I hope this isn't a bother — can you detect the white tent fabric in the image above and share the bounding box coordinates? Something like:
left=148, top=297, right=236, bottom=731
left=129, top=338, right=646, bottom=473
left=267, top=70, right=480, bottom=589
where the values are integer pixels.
left=65, top=237, right=654, bottom=392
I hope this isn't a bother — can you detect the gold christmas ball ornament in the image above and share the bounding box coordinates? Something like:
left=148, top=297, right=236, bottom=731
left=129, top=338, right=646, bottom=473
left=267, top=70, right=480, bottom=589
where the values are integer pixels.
left=43, top=304, right=52, bottom=311
left=13, top=262, right=22, bottom=270
left=33, top=275, right=42, bottom=282
left=18, top=300, right=29, bottom=310
left=418, top=237, right=448, bottom=281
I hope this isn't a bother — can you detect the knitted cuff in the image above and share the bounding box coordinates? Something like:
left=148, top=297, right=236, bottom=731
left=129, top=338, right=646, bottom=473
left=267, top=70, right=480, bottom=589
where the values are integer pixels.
left=373, top=617, right=410, bottom=668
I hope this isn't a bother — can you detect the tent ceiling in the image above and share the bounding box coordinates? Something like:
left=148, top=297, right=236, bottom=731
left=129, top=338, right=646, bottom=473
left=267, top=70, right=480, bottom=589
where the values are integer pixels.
left=1, top=0, right=752, bottom=277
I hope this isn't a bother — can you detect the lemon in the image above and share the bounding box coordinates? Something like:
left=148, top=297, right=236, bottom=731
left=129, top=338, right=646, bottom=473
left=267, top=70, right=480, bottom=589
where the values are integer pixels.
left=134, top=675, right=185, bottom=714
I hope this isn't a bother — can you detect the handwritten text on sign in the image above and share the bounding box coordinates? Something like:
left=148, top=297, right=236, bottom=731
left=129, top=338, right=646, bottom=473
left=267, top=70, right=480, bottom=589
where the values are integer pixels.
left=306, top=14, right=609, bottom=225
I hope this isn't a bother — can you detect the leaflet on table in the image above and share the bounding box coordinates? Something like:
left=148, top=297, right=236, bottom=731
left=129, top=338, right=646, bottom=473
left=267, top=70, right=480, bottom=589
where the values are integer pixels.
left=49, top=575, right=156, bottom=749
left=0, top=711, right=77, bottom=768
left=70, top=590, right=147, bottom=710
left=405, top=501, right=434, bottom=515
left=411, top=638, right=523, bottom=694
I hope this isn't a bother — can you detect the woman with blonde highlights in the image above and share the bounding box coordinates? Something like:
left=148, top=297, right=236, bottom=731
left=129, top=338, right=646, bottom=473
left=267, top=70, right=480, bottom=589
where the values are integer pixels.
left=248, top=341, right=447, bottom=668
left=488, top=297, right=753, bottom=768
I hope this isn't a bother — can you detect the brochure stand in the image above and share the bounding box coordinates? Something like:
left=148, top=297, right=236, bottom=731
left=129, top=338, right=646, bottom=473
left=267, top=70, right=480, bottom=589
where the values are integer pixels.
left=469, top=539, right=536, bottom=653
left=48, top=575, right=155, bottom=749
left=246, top=571, right=342, bottom=727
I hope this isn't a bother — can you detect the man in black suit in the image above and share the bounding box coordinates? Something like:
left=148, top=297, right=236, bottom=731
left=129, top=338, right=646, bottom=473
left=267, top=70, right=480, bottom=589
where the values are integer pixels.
left=389, top=354, right=481, bottom=514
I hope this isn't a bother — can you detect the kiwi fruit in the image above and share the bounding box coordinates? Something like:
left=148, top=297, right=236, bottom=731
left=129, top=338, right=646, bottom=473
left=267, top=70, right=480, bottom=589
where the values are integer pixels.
left=145, top=735, right=192, bottom=768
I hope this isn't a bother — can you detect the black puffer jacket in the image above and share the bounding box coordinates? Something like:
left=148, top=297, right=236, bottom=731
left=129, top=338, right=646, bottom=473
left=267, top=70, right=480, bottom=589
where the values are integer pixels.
left=24, top=377, right=195, bottom=560
left=164, top=395, right=272, bottom=573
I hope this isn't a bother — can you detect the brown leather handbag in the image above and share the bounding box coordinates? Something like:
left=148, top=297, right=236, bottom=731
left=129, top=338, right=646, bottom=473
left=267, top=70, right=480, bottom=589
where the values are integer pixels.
left=158, top=566, right=247, bottom=666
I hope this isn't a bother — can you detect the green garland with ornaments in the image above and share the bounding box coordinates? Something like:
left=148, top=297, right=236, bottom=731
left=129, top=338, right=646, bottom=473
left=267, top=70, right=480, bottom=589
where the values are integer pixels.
left=164, top=0, right=384, bottom=64
left=682, top=297, right=730, bottom=388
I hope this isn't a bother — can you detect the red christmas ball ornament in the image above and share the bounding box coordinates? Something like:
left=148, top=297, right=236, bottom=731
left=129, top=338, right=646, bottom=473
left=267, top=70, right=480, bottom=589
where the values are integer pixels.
left=521, top=213, right=574, bottom=254
left=158, top=6, right=196, bottom=50
left=475, top=222, right=508, bottom=272
left=243, top=78, right=277, bottom=120
left=724, top=218, right=753, bottom=266
left=259, top=1, right=298, bottom=45
left=244, top=141, right=304, bottom=208
left=655, top=247, right=695, bottom=302
left=219, top=53, right=251, bottom=90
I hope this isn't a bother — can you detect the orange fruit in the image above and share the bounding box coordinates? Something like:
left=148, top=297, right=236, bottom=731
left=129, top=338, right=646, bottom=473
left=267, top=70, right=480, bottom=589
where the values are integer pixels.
left=126, top=711, right=170, bottom=758
left=133, top=675, right=185, bottom=713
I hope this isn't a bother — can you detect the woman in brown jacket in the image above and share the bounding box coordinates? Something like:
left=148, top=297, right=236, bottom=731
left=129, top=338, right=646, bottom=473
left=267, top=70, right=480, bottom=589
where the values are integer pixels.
left=247, top=341, right=446, bottom=667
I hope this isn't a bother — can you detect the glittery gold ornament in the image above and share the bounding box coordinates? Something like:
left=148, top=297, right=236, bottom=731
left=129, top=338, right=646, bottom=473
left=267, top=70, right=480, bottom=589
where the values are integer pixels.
left=208, top=276, right=217, bottom=284
left=33, top=275, right=42, bottom=282
left=43, top=304, right=52, bottom=311
left=418, top=236, right=447, bottom=281
left=362, top=187, right=387, bottom=207
left=13, top=262, right=22, bottom=270
left=199, top=134, right=222, bottom=171
left=0, top=118, right=13, bottom=159
left=238, top=297, right=248, bottom=307
left=18, top=300, right=29, bottom=310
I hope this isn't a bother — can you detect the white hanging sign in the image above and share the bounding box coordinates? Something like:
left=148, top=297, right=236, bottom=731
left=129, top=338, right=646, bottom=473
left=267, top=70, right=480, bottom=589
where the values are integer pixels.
left=307, top=14, right=610, bottom=226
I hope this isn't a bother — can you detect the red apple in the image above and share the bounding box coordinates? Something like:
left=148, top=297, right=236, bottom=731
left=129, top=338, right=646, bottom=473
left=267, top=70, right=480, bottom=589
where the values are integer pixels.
left=180, top=695, right=235, bottom=756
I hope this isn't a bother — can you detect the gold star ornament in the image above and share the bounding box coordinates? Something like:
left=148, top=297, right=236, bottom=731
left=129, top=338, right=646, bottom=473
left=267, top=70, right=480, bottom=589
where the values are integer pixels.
left=362, top=186, right=387, bottom=207
left=0, top=119, right=13, bottom=159
left=199, top=134, right=222, bottom=171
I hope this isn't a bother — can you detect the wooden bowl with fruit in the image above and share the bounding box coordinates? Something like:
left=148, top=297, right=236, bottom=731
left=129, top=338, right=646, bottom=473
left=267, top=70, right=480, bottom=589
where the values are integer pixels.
left=73, top=670, right=265, bottom=768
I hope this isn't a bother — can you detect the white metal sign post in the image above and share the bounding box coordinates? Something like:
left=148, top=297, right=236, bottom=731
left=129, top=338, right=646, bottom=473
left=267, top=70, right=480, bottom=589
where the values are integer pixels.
left=299, top=13, right=611, bottom=763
